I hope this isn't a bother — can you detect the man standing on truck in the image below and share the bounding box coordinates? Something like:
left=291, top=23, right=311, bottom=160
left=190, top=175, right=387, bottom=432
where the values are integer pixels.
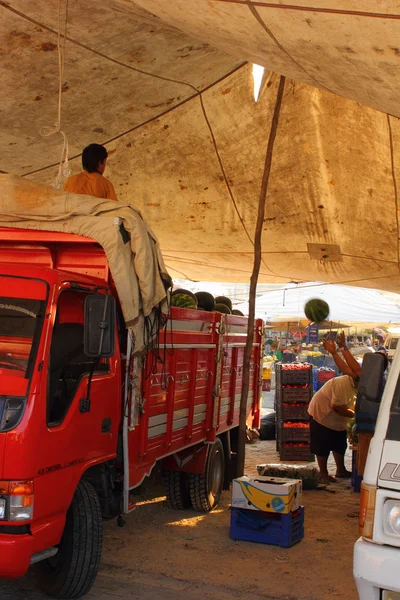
left=64, top=143, right=117, bottom=200
left=308, top=338, right=359, bottom=483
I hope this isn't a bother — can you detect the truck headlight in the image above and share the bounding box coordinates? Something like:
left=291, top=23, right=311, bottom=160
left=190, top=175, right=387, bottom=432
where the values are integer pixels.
left=0, top=498, right=6, bottom=519
left=0, top=480, right=34, bottom=522
left=384, top=500, right=400, bottom=537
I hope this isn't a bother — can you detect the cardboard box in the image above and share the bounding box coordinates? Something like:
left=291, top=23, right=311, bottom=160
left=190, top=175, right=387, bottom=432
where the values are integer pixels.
left=232, top=475, right=302, bottom=514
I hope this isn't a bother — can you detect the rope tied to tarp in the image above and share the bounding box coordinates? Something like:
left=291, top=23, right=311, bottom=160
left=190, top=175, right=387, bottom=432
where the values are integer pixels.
left=39, top=0, right=71, bottom=189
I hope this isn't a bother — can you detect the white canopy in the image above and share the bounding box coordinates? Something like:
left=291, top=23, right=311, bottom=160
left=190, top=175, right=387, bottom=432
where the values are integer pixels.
left=236, top=283, right=400, bottom=325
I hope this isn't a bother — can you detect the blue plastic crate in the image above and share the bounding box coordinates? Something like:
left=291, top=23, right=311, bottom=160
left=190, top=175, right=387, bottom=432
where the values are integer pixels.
left=230, top=507, right=304, bottom=548
left=352, top=450, right=363, bottom=493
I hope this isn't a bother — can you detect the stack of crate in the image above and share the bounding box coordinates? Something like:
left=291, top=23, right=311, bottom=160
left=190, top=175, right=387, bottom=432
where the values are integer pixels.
left=276, top=363, right=314, bottom=462
left=230, top=475, right=304, bottom=548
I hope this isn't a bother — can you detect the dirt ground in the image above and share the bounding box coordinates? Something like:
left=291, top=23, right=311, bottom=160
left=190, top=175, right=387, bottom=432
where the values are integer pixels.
left=99, top=439, right=359, bottom=600
left=0, top=439, right=359, bottom=600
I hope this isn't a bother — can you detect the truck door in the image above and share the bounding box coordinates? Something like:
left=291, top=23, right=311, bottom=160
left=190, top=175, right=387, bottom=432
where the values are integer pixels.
left=38, top=288, right=121, bottom=492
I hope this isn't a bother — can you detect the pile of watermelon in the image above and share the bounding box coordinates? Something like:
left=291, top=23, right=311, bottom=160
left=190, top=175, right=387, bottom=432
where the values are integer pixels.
left=170, top=289, right=244, bottom=316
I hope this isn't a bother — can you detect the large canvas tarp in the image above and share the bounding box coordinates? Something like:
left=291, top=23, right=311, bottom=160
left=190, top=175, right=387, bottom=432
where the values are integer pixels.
left=1, top=2, right=400, bottom=291
left=0, top=174, right=171, bottom=353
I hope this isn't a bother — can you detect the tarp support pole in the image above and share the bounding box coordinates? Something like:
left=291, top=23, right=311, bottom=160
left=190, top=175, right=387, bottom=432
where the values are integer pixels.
left=237, top=75, right=286, bottom=476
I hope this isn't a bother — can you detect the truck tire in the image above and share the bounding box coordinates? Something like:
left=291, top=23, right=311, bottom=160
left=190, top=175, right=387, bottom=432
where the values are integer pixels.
left=189, top=438, right=225, bottom=512
left=163, top=470, right=192, bottom=510
left=35, top=480, right=103, bottom=599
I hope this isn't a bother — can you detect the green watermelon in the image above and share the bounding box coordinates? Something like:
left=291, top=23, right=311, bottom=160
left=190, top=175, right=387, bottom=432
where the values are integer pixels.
left=215, top=295, right=232, bottom=310
left=232, top=309, right=244, bottom=316
left=195, top=291, right=215, bottom=312
left=172, top=288, right=197, bottom=303
left=215, top=303, right=231, bottom=314
left=304, top=298, right=330, bottom=323
left=171, top=293, right=197, bottom=310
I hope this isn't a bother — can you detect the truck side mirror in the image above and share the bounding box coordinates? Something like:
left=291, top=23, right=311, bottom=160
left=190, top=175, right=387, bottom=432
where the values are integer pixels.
left=358, top=352, right=388, bottom=404
left=84, top=294, right=116, bottom=358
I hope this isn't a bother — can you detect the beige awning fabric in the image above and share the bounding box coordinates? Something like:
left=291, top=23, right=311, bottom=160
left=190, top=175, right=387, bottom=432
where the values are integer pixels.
left=1, top=2, right=400, bottom=291
left=0, top=174, right=171, bottom=353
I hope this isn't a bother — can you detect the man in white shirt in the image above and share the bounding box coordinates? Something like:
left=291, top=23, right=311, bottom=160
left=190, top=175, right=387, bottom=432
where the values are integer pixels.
left=308, top=373, right=358, bottom=483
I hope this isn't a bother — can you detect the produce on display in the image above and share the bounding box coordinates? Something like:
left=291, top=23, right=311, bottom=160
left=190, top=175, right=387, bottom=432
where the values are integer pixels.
left=232, top=309, right=244, bottom=316
left=195, top=291, right=215, bottom=312
left=171, top=290, right=198, bottom=309
left=215, top=302, right=231, bottom=314
left=276, top=363, right=314, bottom=461
left=215, top=295, right=233, bottom=310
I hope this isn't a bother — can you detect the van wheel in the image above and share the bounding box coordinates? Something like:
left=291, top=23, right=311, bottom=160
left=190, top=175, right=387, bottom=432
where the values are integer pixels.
left=163, top=470, right=192, bottom=510
left=35, top=480, right=103, bottom=599
left=189, top=438, right=225, bottom=512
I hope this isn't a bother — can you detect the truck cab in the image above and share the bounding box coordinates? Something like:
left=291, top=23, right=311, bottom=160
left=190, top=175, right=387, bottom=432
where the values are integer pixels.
left=354, top=344, right=400, bottom=598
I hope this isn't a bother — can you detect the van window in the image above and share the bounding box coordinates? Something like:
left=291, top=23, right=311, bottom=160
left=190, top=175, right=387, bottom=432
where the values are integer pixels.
left=390, top=338, right=399, bottom=350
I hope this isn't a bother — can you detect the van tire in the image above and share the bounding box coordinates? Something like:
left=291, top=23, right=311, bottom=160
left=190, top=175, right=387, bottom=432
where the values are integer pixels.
left=35, top=480, right=103, bottom=599
left=163, top=470, right=191, bottom=510
left=189, top=438, right=225, bottom=512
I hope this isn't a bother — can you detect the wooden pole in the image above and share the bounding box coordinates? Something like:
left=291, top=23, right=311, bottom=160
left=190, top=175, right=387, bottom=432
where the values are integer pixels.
left=237, top=75, right=286, bottom=476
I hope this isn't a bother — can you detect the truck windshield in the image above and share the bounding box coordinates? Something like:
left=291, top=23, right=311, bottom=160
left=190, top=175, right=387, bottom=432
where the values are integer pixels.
left=0, top=297, right=45, bottom=379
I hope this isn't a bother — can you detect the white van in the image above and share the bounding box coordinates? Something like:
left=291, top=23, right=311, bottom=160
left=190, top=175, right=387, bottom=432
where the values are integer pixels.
left=353, top=347, right=400, bottom=598
left=384, top=334, right=400, bottom=360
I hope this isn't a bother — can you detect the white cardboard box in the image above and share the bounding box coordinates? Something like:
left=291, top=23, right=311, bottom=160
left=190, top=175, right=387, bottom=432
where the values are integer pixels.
left=232, top=475, right=302, bottom=514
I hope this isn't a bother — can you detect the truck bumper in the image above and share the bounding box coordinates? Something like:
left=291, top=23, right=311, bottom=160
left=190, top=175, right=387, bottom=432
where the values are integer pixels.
left=0, top=532, right=33, bottom=578
left=354, top=537, right=400, bottom=599
left=0, top=515, right=65, bottom=579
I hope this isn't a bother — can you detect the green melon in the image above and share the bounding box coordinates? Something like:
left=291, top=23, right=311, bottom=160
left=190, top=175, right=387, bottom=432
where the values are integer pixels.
left=232, top=309, right=244, bottom=316
left=171, top=293, right=197, bottom=310
left=304, top=298, right=330, bottom=323
left=172, top=288, right=197, bottom=303
left=215, top=295, right=232, bottom=310
left=215, top=303, right=231, bottom=314
left=195, top=291, right=215, bottom=312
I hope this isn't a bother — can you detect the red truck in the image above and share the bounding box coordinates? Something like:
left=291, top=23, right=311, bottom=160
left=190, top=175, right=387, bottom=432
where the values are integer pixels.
left=0, top=227, right=262, bottom=598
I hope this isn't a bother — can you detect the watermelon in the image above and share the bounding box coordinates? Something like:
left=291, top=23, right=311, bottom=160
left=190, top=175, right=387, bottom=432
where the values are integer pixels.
left=232, top=309, right=244, bottom=316
left=304, top=298, right=330, bottom=323
left=171, top=293, right=197, bottom=310
left=195, top=291, right=215, bottom=312
left=215, top=295, right=232, bottom=310
left=172, top=288, right=197, bottom=303
left=215, top=303, right=231, bottom=314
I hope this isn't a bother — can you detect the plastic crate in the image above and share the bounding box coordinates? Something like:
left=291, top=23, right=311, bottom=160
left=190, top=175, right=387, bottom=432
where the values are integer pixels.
left=352, top=450, right=363, bottom=493
left=280, top=368, right=312, bottom=385
left=280, top=446, right=314, bottom=462
left=230, top=506, right=304, bottom=548
left=280, top=387, right=312, bottom=403
left=281, top=405, right=310, bottom=420
left=281, top=427, right=310, bottom=442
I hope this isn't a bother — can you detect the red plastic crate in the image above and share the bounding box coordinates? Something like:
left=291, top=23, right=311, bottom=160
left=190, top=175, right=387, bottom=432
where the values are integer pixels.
left=281, top=388, right=312, bottom=403
left=280, top=446, right=314, bottom=462
left=282, top=427, right=310, bottom=441
left=281, top=405, right=310, bottom=420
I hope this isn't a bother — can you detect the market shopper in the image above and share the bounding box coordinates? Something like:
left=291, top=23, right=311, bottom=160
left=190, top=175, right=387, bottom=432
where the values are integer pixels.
left=64, top=143, right=117, bottom=200
left=308, top=339, right=358, bottom=482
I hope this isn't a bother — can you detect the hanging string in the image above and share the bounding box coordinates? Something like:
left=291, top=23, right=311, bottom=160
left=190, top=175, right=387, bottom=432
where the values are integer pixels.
left=40, top=0, right=71, bottom=189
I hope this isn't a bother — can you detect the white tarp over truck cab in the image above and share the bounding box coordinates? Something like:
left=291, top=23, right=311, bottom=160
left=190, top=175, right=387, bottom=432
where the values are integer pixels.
left=1, top=2, right=400, bottom=288
left=0, top=174, right=171, bottom=353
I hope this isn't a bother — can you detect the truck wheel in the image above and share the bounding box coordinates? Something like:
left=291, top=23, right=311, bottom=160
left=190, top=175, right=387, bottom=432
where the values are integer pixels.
left=35, top=480, right=103, bottom=599
left=163, top=470, right=192, bottom=510
left=189, top=438, right=225, bottom=512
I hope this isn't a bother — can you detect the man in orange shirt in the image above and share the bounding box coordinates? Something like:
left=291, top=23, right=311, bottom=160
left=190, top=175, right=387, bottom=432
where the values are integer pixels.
left=64, top=144, right=117, bottom=200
